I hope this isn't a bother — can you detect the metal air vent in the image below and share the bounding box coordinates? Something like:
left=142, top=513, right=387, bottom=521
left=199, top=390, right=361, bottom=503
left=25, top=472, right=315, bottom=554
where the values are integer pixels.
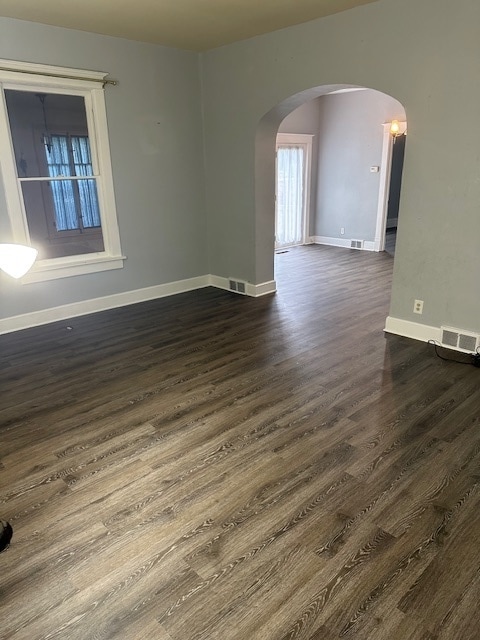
left=229, top=279, right=247, bottom=295
left=441, top=327, right=480, bottom=353
left=350, top=240, right=364, bottom=249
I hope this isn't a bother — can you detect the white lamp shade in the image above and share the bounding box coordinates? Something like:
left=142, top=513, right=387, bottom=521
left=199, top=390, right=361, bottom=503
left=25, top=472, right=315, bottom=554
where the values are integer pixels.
left=0, top=243, right=38, bottom=279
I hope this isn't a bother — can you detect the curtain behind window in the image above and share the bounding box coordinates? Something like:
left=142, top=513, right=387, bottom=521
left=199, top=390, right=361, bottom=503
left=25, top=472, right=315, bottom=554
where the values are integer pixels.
left=46, top=135, right=101, bottom=231
left=276, top=145, right=304, bottom=247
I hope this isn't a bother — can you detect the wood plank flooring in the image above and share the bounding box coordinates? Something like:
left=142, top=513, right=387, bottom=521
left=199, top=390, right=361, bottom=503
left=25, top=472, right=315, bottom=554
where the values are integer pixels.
left=1, top=245, right=479, bottom=639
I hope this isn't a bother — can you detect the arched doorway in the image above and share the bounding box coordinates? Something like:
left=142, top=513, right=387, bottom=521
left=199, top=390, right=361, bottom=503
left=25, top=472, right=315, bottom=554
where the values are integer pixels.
left=254, top=85, right=407, bottom=289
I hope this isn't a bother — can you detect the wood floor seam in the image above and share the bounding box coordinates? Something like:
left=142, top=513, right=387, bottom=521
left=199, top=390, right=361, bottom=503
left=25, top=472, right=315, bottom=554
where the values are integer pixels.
left=1, top=246, right=479, bottom=639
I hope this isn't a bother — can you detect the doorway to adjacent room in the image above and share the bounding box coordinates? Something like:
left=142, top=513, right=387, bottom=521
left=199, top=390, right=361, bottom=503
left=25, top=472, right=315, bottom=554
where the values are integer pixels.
left=275, top=133, right=312, bottom=249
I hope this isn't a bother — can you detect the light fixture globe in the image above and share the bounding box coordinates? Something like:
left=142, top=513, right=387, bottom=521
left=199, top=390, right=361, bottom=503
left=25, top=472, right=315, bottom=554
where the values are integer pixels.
left=390, top=119, right=401, bottom=136
left=0, top=243, right=38, bottom=279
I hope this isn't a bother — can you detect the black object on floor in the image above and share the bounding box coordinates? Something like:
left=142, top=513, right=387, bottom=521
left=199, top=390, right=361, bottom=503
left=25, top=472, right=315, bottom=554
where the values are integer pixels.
left=0, top=521, right=13, bottom=552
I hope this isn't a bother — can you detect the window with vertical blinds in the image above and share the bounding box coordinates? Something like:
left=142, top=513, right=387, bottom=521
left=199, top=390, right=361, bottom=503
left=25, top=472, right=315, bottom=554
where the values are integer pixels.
left=0, top=60, right=124, bottom=282
left=46, top=134, right=101, bottom=231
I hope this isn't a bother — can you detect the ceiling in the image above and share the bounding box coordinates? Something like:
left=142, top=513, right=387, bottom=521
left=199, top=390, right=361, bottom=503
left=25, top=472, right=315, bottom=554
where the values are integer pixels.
left=0, top=0, right=379, bottom=52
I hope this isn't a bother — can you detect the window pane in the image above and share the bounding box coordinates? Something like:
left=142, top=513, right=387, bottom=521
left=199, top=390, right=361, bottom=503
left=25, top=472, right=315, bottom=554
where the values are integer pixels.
left=21, top=180, right=105, bottom=260
left=4, top=90, right=89, bottom=178
left=44, top=135, right=101, bottom=230
left=78, top=179, right=101, bottom=227
left=45, top=135, right=71, bottom=178
left=71, top=136, right=94, bottom=176
left=49, top=180, right=78, bottom=230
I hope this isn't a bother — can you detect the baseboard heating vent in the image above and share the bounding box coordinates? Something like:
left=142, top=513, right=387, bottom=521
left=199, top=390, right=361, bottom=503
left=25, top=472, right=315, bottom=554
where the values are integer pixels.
left=350, top=240, right=364, bottom=249
left=229, top=279, right=247, bottom=295
left=440, top=327, right=480, bottom=353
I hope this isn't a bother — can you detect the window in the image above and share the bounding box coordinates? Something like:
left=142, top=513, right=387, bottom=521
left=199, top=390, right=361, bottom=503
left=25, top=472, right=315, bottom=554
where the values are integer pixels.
left=45, top=134, right=101, bottom=231
left=0, top=60, right=124, bottom=282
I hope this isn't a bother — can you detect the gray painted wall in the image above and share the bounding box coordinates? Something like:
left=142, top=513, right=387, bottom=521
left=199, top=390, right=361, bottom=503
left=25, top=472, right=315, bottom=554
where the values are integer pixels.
left=315, top=89, right=404, bottom=242
left=1, top=0, right=480, bottom=339
left=278, top=89, right=405, bottom=243
left=201, top=0, right=480, bottom=333
left=0, top=18, right=207, bottom=319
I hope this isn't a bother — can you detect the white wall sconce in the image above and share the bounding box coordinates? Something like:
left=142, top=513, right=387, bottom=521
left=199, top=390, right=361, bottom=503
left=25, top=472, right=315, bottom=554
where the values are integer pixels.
left=0, top=243, right=38, bottom=279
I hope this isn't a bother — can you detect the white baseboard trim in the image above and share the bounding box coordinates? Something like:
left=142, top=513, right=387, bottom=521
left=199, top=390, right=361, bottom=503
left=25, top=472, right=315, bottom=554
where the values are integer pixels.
left=0, top=275, right=209, bottom=335
left=209, top=275, right=277, bottom=297
left=247, top=280, right=277, bottom=297
left=384, top=316, right=441, bottom=344
left=0, top=274, right=277, bottom=335
left=312, top=236, right=375, bottom=252
left=312, top=236, right=351, bottom=248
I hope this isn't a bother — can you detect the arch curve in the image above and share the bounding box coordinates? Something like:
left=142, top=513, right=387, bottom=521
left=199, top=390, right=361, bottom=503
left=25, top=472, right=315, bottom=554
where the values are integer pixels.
left=254, top=84, right=406, bottom=286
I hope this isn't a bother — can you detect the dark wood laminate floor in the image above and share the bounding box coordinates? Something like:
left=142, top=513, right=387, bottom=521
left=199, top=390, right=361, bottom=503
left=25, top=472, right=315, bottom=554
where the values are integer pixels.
left=1, top=245, right=479, bottom=639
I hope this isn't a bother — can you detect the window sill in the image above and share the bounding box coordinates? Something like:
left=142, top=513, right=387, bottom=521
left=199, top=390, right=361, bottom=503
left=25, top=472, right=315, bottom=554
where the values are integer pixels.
left=21, top=254, right=126, bottom=284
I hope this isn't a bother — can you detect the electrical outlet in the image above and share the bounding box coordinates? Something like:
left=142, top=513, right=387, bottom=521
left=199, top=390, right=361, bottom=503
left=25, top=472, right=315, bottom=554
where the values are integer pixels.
left=413, top=299, right=424, bottom=314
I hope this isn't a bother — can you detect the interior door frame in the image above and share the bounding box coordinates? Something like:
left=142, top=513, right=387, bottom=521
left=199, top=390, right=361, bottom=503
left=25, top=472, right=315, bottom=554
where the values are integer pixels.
left=275, top=133, right=313, bottom=249
left=374, top=121, right=407, bottom=251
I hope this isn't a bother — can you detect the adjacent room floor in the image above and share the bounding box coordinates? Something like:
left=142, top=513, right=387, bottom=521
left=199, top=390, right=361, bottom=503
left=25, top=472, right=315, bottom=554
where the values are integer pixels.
left=1, top=245, right=479, bottom=639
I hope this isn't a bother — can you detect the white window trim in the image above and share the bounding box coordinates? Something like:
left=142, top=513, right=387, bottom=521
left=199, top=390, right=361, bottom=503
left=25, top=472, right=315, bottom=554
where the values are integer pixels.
left=0, top=59, right=125, bottom=283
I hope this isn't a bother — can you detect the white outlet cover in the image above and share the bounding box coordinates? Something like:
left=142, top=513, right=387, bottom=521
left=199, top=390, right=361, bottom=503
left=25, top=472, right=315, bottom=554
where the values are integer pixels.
left=414, top=299, right=424, bottom=314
